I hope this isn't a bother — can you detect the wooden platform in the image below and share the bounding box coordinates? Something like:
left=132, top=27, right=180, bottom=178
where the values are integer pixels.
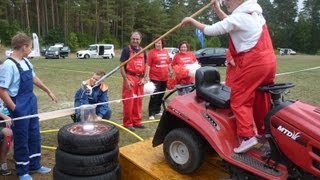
left=119, top=138, right=230, bottom=180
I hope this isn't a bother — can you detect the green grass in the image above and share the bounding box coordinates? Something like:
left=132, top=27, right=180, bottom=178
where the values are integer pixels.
left=6, top=55, right=319, bottom=179
left=33, top=55, right=320, bottom=147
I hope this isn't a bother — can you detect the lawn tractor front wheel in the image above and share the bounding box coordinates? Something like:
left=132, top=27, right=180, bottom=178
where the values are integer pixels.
left=163, top=128, right=205, bottom=174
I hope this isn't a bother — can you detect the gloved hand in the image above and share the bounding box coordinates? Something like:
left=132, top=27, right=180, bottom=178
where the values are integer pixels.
left=82, top=81, right=93, bottom=95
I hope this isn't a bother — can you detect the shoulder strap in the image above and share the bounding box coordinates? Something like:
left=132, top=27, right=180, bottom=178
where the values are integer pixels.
left=6, top=57, right=32, bottom=72
left=22, top=58, right=32, bottom=70
left=7, top=57, right=23, bottom=72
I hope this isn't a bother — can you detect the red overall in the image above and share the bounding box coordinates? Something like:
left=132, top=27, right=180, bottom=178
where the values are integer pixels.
left=122, top=46, right=146, bottom=127
left=228, top=25, right=276, bottom=138
left=225, top=49, right=233, bottom=86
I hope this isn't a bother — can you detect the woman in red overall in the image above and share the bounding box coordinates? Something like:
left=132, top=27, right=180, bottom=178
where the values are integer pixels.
left=181, top=0, right=276, bottom=153
left=120, top=31, right=147, bottom=131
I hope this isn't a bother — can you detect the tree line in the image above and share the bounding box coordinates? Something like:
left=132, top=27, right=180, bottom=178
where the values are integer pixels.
left=0, top=0, right=319, bottom=54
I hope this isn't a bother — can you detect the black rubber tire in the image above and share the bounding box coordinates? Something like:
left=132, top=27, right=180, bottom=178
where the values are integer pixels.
left=55, top=147, right=119, bottom=176
left=58, top=122, right=119, bottom=155
left=53, top=164, right=120, bottom=180
left=84, top=54, right=90, bottom=59
left=163, top=128, right=205, bottom=174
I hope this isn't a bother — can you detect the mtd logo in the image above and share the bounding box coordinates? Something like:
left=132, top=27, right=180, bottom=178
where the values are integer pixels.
left=277, top=125, right=301, bottom=140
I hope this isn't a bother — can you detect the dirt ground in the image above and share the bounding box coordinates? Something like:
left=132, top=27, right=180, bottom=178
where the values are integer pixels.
left=2, top=149, right=54, bottom=180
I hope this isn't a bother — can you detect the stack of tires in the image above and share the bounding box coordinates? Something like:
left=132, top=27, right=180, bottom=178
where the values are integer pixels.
left=53, top=122, right=120, bottom=180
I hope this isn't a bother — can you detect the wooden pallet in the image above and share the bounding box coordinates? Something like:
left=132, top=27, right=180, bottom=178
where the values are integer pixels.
left=119, top=138, right=230, bottom=180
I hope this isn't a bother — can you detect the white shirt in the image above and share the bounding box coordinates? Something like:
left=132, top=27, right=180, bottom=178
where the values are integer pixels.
left=203, top=0, right=266, bottom=53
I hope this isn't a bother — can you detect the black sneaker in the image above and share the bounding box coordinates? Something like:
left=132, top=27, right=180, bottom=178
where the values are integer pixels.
left=0, top=168, right=12, bottom=176
left=134, top=124, right=145, bottom=129
left=126, top=126, right=135, bottom=131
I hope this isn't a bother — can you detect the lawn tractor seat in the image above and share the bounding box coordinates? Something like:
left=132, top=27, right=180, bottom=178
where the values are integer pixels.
left=195, top=66, right=230, bottom=108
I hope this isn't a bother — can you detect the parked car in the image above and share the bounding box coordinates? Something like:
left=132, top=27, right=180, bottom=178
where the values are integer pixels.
left=60, top=46, right=71, bottom=58
left=164, top=47, right=179, bottom=61
left=45, top=44, right=70, bottom=59
left=279, top=48, right=296, bottom=55
left=76, top=44, right=115, bottom=59
left=195, top=47, right=227, bottom=66
left=40, top=46, right=48, bottom=56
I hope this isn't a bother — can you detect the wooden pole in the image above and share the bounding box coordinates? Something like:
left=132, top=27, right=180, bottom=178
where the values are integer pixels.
left=95, top=2, right=213, bottom=85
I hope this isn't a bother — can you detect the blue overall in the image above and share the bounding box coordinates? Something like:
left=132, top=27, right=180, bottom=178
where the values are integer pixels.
left=8, top=58, right=41, bottom=176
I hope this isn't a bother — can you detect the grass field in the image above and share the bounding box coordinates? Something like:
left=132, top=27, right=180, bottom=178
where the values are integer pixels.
left=3, top=54, right=320, bottom=179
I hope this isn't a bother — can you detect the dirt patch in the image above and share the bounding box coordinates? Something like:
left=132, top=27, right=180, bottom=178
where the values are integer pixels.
left=5, top=149, right=55, bottom=180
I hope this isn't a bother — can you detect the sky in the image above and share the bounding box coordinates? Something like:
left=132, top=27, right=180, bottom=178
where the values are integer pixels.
left=270, top=0, right=304, bottom=11
left=297, top=0, right=304, bottom=11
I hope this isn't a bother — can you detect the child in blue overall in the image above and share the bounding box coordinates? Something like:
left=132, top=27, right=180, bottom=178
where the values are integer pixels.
left=0, top=32, right=58, bottom=180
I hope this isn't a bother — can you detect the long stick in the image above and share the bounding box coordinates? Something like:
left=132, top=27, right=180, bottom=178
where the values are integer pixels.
left=95, top=2, right=213, bottom=85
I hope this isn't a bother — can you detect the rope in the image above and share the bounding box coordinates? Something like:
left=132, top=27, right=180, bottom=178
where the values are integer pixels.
left=0, top=89, right=174, bottom=124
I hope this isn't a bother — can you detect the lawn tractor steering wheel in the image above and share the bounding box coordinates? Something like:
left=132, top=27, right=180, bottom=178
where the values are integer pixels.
left=258, top=83, right=295, bottom=106
left=258, top=83, right=295, bottom=93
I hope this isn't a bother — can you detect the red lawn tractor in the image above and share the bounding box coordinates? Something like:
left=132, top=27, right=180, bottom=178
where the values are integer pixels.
left=152, top=66, right=320, bottom=179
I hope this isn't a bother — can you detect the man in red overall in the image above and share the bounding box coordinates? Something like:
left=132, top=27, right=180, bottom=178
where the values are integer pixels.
left=181, top=0, right=276, bottom=153
left=120, top=31, right=147, bottom=131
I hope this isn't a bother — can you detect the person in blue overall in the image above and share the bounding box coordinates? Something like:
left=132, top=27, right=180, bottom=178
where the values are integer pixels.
left=0, top=32, right=58, bottom=180
left=73, top=70, right=112, bottom=122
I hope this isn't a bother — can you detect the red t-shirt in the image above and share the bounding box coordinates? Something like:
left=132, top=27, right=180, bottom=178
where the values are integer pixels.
left=147, top=48, right=171, bottom=81
left=172, top=52, right=197, bottom=66
left=172, top=52, right=197, bottom=85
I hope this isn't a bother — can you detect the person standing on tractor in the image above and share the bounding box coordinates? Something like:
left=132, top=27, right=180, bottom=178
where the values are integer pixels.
left=0, top=32, right=58, bottom=180
left=120, top=31, right=147, bottom=131
left=181, top=0, right=276, bottom=153
left=144, top=37, right=172, bottom=120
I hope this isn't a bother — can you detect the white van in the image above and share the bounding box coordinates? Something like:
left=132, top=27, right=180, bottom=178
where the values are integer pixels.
left=76, top=44, right=115, bottom=59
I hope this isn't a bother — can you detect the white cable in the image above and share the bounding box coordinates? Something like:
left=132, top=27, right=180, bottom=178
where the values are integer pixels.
left=2, top=66, right=319, bottom=124
left=0, top=89, right=175, bottom=124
